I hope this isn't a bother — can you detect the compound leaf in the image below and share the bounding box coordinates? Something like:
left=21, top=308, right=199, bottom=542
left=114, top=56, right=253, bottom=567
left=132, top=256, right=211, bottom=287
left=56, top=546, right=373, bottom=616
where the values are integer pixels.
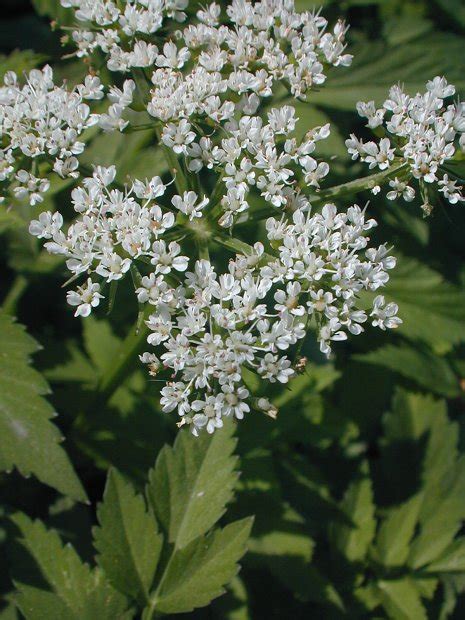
left=11, top=513, right=132, bottom=620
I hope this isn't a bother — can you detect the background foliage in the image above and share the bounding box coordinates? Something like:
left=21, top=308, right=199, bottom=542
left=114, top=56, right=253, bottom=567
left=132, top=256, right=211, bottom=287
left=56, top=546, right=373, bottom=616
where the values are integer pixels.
left=1, top=0, right=465, bottom=618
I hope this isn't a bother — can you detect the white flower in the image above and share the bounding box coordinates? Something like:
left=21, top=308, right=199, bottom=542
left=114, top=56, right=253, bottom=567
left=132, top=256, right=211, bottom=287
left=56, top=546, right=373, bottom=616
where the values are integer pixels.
left=371, top=295, right=402, bottom=330
left=66, top=278, right=103, bottom=317
left=0, top=65, right=102, bottom=198
left=29, top=212, right=63, bottom=239
left=161, top=120, right=195, bottom=155
left=438, top=174, right=464, bottom=204
left=151, top=240, right=189, bottom=274
left=171, top=191, right=209, bottom=220
left=156, top=42, right=190, bottom=69
left=387, top=178, right=415, bottom=202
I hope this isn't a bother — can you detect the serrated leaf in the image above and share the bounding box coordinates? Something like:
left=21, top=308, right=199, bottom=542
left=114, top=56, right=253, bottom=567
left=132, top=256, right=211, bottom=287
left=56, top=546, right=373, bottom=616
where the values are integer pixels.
left=146, top=422, right=238, bottom=550
left=355, top=344, right=459, bottom=398
left=331, top=476, right=376, bottom=563
left=212, top=576, right=249, bottom=620
left=150, top=518, right=253, bottom=615
left=93, top=470, right=163, bottom=604
left=378, top=578, right=427, bottom=620
left=375, top=494, right=423, bottom=567
left=0, top=313, right=86, bottom=501
left=428, top=539, right=465, bottom=573
left=11, top=513, right=132, bottom=620
left=384, top=256, right=465, bottom=350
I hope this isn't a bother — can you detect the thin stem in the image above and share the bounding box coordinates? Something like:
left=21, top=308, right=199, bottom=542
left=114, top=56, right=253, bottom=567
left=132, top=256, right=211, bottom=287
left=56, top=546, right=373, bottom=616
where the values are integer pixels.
left=154, top=127, right=189, bottom=195
left=97, top=305, right=152, bottom=401
left=2, top=275, right=28, bottom=314
left=214, top=233, right=275, bottom=263
left=196, top=237, right=210, bottom=261
left=305, top=162, right=410, bottom=205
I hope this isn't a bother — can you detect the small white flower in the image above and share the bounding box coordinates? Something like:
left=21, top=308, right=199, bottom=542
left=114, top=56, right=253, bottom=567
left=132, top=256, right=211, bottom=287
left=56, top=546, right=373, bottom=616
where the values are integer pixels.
left=171, top=191, right=208, bottom=220
left=66, top=279, right=103, bottom=317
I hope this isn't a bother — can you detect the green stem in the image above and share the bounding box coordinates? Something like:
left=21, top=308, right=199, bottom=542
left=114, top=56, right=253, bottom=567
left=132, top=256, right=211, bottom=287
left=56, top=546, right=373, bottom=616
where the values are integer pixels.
left=196, top=238, right=210, bottom=261
left=306, top=162, right=410, bottom=205
left=154, top=127, right=189, bottom=195
left=214, top=233, right=275, bottom=263
left=2, top=275, right=28, bottom=314
left=97, top=305, right=152, bottom=401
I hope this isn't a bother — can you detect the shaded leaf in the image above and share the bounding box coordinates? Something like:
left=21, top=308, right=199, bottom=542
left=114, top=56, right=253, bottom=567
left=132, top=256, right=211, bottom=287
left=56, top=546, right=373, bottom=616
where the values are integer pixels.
left=428, top=539, right=465, bottom=573
left=378, top=578, right=427, bottom=620
left=309, top=34, right=465, bottom=111
left=375, top=494, right=423, bottom=567
left=82, top=317, right=121, bottom=375
left=11, top=514, right=132, bottom=620
left=331, top=476, right=376, bottom=563
left=0, top=313, right=86, bottom=502
left=355, top=344, right=459, bottom=398
left=384, top=256, right=465, bottom=351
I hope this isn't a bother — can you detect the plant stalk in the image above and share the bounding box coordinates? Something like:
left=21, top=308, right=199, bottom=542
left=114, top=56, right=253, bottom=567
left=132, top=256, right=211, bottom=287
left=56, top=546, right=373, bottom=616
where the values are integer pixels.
left=2, top=275, right=28, bottom=315
left=97, top=305, right=152, bottom=401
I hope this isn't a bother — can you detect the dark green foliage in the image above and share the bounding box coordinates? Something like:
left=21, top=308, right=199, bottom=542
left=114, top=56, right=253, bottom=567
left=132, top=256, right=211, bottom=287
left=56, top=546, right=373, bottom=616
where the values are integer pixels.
left=1, top=1, right=465, bottom=619
left=5, top=425, right=250, bottom=619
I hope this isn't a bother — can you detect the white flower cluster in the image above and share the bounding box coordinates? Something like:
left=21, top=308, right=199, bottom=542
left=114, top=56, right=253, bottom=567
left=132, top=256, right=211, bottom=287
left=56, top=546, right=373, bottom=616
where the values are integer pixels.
left=0, top=65, right=135, bottom=206
left=346, top=77, right=465, bottom=213
left=180, top=105, right=331, bottom=227
left=28, top=165, right=192, bottom=316
left=60, top=0, right=188, bottom=71
left=60, top=0, right=352, bottom=83
left=140, top=203, right=400, bottom=435
left=16, top=1, right=414, bottom=436
left=0, top=65, right=102, bottom=204
left=29, top=164, right=400, bottom=434
left=146, top=1, right=352, bottom=224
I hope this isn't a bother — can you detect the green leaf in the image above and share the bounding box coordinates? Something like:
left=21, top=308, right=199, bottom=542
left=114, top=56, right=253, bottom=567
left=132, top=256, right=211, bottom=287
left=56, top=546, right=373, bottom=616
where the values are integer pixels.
left=408, top=458, right=465, bottom=569
left=82, top=317, right=121, bottom=375
left=43, top=341, right=96, bottom=385
left=384, top=256, right=465, bottom=351
left=428, top=539, right=465, bottom=573
left=374, top=494, right=423, bottom=567
left=150, top=518, right=253, bottom=615
left=211, top=576, right=249, bottom=620
left=292, top=104, right=347, bottom=158
left=93, top=470, right=163, bottom=605
left=31, top=0, right=75, bottom=26
left=377, top=578, right=427, bottom=620
left=0, top=313, right=86, bottom=502
left=308, top=34, right=465, bottom=111
left=436, top=0, right=465, bottom=27
left=146, top=422, right=238, bottom=550
left=331, top=476, right=376, bottom=563
left=354, top=344, right=459, bottom=398
left=382, top=390, right=465, bottom=570
left=11, top=514, right=132, bottom=620
left=0, top=50, right=48, bottom=81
